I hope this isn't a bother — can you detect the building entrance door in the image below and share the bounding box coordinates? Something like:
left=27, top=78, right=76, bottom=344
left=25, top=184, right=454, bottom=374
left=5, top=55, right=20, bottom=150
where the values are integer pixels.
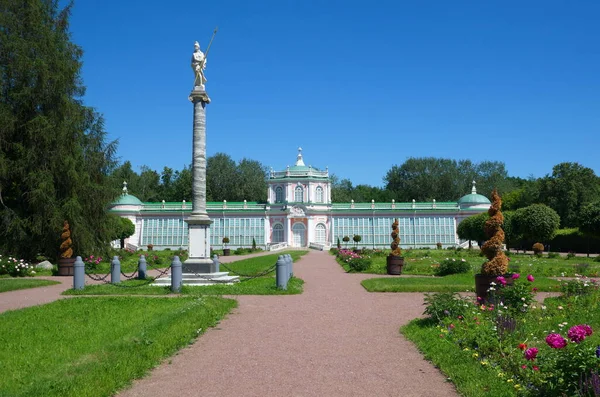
left=292, top=222, right=306, bottom=247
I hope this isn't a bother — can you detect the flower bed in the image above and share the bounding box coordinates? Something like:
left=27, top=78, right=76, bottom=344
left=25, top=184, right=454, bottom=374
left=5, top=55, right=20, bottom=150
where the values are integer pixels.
left=413, top=276, right=600, bottom=396
left=335, top=249, right=372, bottom=272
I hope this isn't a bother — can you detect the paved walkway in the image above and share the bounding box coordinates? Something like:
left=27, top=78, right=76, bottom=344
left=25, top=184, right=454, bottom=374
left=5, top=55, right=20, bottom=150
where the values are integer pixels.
left=117, top=251, right=458, bottom=397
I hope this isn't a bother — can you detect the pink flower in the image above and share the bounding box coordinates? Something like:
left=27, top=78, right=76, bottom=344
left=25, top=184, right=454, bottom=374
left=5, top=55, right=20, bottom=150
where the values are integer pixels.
left=496, top=276, right=507, bottom=286
left=512, top=273, right=520, bottom=280
left=568, top=325, right=589, bottom=343
left=546, top=333, right=567, bottom=349
left=533, top=366, right=539, bottom=371
left=524, top=347, right=538, bottom=361
left=582, top=324, right=593, bottom=336
left=521, top=365, right=527, bottom=369
left=527, top=274, right=535, bottom=282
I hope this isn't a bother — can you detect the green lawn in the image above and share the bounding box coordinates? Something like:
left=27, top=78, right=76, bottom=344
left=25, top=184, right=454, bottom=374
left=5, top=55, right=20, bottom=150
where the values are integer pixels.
left=0, top=278, right=60, bottom=293
left=0, top=296, right=236, bottom=397
left=334, top=248, right=600, bottom=277
left=361, top=273, right=562, bottom=293
left=63, top=250, right=308, bottom=296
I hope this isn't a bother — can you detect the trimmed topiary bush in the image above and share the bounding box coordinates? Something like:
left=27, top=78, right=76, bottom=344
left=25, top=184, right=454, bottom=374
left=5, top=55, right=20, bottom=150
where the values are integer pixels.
left=59, top=220, right=73, bottom=259
left=532, top=242, right=545, bottom=255
left=481, top=189, right=509, bottom=275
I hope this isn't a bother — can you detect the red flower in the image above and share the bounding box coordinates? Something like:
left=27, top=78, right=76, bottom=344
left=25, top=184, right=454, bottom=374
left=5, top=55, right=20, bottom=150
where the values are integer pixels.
left=518, top=343, right=527, bottom=350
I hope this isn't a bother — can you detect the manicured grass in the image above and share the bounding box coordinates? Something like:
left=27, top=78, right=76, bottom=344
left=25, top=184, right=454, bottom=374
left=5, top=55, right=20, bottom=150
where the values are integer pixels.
left=402, top=319, right=516, bottom=396
left=64, top=276, right=304, bottom=296
left=361, top=273, right=561, bottom=293
left=0, top=278, right=60, bottom=293
left=0, top=296, right=236, bottom=397
left=63, top=250, right=308, bottom=296
left=334, top=248, right=600, bottom=277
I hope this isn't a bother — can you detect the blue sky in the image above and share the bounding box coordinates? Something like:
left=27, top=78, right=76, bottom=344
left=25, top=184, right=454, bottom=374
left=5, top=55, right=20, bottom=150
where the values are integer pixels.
left=67, top=0, right=599, bottom=187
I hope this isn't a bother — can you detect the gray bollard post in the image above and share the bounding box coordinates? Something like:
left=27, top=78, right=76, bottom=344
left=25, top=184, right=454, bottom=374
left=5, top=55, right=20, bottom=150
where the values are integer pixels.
left=212, top=254, right=220, bottom=273
left=110, top=256, right=121, bottom=284
left=171, top=256, right=182, bottom=293
left=138, top=255, right=147, bottom=280
left=287, top=254, right=293, bottom=280
left=73, top=256, right=85, bottom=290
left=276, top=255, right=287, bottom=290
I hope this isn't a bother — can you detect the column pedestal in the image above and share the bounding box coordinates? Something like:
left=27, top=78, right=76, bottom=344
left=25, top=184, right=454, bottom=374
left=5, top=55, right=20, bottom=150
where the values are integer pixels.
left=184, top=216, right=215, bottom=273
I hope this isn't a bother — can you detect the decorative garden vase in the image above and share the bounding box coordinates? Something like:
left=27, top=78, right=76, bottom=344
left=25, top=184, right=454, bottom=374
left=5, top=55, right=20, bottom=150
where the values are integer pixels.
left=386, top=255, right=404, bottom=275
left=223, top=248, right=231, bottom=256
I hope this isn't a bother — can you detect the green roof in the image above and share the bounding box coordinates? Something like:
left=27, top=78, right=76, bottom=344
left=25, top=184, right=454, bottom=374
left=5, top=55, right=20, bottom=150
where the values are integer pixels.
left=112, top=194, right=144, bottom=206
left=458, top=193, right=491, bottom=205
left=331, top=202, right=459, bottom=211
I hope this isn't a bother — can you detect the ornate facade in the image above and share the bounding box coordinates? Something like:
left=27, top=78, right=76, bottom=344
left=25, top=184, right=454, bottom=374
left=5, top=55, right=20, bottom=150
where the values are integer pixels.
left=110, top=149, right=491, bottom=250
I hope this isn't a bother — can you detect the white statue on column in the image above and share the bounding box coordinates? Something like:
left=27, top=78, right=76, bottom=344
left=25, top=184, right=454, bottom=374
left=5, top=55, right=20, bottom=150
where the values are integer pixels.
left=191, top=41, right=207, bottom=88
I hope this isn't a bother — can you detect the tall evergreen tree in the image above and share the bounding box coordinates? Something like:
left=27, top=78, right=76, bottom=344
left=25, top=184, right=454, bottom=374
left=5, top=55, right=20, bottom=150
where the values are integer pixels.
left=0, top=0, right=119, bottom=259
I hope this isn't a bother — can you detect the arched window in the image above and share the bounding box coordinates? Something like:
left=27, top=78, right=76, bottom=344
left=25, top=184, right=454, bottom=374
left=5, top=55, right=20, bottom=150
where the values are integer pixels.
left=315, top=186, right=324, bottom=203
left=272, top=223, right=284, bottom=243
left=315, top=223, right=326, bottom=244
left=275, top=186, right=284, bottom=203
left=294, top=186, right=303, bottom=202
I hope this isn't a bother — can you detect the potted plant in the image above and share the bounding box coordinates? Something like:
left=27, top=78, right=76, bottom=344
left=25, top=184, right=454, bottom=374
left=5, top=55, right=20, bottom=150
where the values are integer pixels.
left=386, top=218, right=404, bottom=275
left=475, top=189, right=513, bottom=301
left=353, top=235, right=362, bottom=253
left=222, top=237, right=230, bottom=256
left=337, top=237, right=341, bottom=250
left=58, top=220, right=75, bottom=276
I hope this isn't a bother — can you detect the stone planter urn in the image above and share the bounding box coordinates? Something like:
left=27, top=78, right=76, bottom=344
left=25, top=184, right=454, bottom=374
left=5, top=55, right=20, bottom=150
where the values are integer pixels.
left=386, top=255, right=404, bottom=275
left=223, top=248, right=231, bottom=256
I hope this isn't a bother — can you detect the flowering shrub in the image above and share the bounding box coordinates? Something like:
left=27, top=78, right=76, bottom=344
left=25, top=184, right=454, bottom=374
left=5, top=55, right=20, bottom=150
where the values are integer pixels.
left=336, top=249, right=372, bottom=272
left=0, top=255, right=35, bottom=277
left=488, top=273, right=536, bottom=316
left=83, top=255, right=103, bottom=271
left=434, top=257, right=471, bottom=276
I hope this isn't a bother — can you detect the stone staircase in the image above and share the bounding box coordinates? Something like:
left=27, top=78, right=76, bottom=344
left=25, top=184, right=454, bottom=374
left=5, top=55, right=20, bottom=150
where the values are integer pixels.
left=152, top=272, right=240, bottom=286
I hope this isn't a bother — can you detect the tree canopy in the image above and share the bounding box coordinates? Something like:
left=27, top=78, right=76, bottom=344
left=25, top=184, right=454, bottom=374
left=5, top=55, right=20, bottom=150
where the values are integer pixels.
left=0, top=0, right=119, bottom=260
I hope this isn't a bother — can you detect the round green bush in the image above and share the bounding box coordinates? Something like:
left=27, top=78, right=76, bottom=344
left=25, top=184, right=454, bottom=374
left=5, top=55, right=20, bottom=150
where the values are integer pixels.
left=434, top=258, right=471, bottom=276
left=348, top=257, right=371, bottom=272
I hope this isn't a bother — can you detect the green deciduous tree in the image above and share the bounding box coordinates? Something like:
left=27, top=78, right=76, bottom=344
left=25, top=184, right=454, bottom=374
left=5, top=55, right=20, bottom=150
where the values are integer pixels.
left=383, top=157, right=517, bottom=202
left=537, top=162, right=600, bottom=227
left=457, top=213, right=488, bottom=247
left=109, top=216, right=135, bottom=249
left=514, top=204, right=561, bottom=244
left=0, top=0, right=119, bottom=260
left=579, top=201, right=600, bottom=237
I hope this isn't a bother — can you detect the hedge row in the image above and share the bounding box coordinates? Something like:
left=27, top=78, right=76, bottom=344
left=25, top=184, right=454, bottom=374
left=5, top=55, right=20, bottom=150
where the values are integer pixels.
left=510, top=228, right=600, bottom=254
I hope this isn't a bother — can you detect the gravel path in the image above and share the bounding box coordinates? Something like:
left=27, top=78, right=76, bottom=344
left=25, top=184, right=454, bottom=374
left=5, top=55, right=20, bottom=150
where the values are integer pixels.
left=117, top=251, right=458, bottom=397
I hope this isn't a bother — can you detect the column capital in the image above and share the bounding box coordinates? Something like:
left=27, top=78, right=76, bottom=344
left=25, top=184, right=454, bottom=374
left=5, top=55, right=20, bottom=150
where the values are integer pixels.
left=189, top=88, right=211, bottom=104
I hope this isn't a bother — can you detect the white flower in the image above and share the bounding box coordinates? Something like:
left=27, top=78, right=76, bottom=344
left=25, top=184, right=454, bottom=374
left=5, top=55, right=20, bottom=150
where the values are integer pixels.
left=541, top=306, right=547, bottom=310
left=521, top=297, right=526, bottom=301
left=523, top=304, right=528, bottom=307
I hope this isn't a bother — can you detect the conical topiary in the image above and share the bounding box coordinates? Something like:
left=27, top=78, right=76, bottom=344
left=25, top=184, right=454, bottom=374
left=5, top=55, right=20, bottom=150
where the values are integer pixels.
left=480, top=189, right=508, bottom=275
left=60, top=220, right=73, bottom=259
left=390, top=218, right=402, bottom=256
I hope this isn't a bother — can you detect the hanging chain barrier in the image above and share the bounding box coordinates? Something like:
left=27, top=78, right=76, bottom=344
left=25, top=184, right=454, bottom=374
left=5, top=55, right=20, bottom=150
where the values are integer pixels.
left=219, top=262, right=277, bottom=281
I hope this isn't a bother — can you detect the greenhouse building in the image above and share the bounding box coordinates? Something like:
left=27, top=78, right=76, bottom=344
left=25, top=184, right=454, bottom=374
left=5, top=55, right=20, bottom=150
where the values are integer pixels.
left=110, top=149, right=491, bottom=251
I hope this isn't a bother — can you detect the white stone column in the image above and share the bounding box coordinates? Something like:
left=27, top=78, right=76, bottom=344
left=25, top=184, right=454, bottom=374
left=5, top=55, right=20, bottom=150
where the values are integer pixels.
left=184, top=88, right=215, bottom=273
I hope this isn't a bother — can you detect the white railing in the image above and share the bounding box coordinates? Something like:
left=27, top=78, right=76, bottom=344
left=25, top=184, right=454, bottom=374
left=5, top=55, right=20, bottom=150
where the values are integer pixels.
left=269, top=242, right=288, bottom=251
left=458, top=240, right=479, bottom=249
left=126, top=242, right=138, bottom=251
left=309, top=242, right=331, bottom=251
